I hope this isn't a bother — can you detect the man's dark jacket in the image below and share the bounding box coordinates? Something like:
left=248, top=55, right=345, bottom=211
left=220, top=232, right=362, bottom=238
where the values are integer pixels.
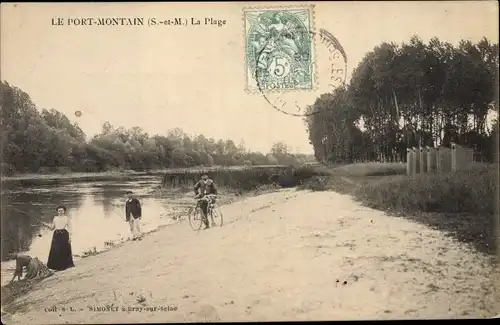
left=194, top=179, right=218, bottom=196
left=125, top=198, right=142, bottom=221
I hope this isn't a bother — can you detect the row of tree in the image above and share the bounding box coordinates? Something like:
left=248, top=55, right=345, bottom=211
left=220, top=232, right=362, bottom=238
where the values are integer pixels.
left=305, top=36, right=499, bottom=163
left=0, top=81, right=314, bottom=174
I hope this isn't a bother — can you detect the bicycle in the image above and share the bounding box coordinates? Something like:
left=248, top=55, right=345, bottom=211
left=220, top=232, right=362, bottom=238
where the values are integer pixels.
left=188, top=195, right=223, bottom=231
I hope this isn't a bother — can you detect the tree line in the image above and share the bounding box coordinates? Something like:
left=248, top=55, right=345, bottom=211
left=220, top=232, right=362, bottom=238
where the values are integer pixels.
left=0, top=81, right=313, bottom=175
left=305, top=36, right=499, bottom=163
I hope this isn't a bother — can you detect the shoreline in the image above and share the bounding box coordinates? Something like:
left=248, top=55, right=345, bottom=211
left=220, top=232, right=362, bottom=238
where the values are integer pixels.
left=1, top=171, right=151, bottom=182
left=1, top=179, right=280, bottom=266
left=0, top=165, right=293, bottom=182
left=0, top=186, right=282, bottom=296
left=2, top=189, right=498, bottom=323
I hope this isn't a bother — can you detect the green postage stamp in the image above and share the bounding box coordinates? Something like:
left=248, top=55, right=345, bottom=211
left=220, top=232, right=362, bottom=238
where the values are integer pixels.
left=244, top=6, right=315, bottom=93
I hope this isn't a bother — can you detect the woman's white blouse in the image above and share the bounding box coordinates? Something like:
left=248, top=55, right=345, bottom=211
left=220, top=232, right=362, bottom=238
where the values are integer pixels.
left=53, top=215, right=71, bottom=234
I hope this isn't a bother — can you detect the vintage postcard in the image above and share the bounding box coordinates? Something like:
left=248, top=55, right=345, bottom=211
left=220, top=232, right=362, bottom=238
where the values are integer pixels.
left=1, top=1, right=499, bottom=324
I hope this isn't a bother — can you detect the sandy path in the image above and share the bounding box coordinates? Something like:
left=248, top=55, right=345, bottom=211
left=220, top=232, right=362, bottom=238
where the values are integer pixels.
left=2, top=189, right=499, bottom=323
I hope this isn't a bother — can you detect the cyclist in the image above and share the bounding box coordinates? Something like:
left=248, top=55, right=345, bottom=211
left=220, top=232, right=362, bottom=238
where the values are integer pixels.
left=193, top=173, right=218, bottom=229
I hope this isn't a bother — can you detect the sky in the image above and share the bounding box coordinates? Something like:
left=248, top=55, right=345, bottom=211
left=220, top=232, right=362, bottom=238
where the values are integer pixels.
left=1, top=1, right=498, bottom=154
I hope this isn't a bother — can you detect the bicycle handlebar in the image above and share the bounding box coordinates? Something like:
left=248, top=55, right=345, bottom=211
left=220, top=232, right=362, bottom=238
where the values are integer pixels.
left=195, top=194, right=217, bottom=199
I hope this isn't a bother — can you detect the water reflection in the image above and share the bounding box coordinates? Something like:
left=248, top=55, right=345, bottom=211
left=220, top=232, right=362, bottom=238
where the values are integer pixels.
left=1, top=175, right=187, bottom=286
left=1, top=190, right=85, bottom=260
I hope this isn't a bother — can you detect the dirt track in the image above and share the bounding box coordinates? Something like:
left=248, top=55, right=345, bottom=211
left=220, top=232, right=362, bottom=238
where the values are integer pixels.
left=2, top=189, right=499, bottom=323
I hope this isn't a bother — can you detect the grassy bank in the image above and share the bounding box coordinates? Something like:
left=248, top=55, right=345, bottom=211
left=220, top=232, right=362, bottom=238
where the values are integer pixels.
left=162, top=165, right=329, bottom=192
left=298, top=162, right=499, bottom=256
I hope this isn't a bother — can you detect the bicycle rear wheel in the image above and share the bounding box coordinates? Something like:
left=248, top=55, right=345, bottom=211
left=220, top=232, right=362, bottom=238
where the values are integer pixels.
left=188, top=206, right=204, bottom=231
left=209, top=206, right=223, bottom=227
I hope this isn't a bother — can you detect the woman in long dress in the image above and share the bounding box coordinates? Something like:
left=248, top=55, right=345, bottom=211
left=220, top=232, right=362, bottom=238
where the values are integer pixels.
left=43, top=205, right=75, bottom=271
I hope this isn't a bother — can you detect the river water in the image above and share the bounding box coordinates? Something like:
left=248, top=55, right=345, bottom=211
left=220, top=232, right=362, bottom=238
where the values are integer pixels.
left=0, top=174, right=195, bottom=287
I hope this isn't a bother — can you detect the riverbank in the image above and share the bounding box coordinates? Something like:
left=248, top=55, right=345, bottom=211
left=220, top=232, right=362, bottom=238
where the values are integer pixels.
left=2, top=189, right=499, bottom=323
left=298, top=162, right=499, bottom=257
left=74, top=184, right=281, bottom=259
left=0, top=166, right=293, bottom=191
left=0, top=165, right=292, bottom=182
left=0, top=171, right=154, bottom=187
left=0, top=183, right=280, bottom=297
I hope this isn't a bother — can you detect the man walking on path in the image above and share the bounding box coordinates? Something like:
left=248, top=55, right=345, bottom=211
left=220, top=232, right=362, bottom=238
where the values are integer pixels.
left=125, top=191, right=142, bottom=240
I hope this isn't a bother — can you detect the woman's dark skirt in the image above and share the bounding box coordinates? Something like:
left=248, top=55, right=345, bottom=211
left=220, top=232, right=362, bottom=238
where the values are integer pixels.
left=47, top=229, right=75, bottom=271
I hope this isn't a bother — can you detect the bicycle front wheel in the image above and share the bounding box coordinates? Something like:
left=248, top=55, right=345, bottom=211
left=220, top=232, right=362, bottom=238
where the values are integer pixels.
left=188, top=206, right=204, bottom=231
left=209, top=206, right=224, bottom=227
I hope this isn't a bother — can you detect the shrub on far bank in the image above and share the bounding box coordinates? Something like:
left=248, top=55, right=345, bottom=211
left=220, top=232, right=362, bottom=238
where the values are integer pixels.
left=353, top=163, right=497, bottom=215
